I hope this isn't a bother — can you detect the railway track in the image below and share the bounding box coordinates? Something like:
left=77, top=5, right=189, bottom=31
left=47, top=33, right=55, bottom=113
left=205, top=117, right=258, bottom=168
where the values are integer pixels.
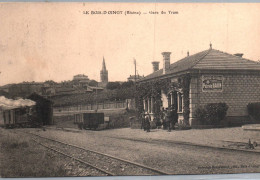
left=24, top=131, right=170, bottom=176
left=31, top=138, right=114, bottom=176
left=106, top=136, right=260, bottom=155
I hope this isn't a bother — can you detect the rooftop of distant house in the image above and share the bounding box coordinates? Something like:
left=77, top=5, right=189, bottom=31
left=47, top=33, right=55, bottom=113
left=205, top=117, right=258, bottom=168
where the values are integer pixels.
left=74, top=74, right=88, bottom=77
left=128, top=75, right=144, bottom=78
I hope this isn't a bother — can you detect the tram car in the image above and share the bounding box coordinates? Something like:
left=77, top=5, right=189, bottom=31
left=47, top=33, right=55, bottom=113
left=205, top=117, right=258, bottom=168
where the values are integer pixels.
left=3, top=106, right=41, bottom=128
left=74, top=112, right=104, bottom=130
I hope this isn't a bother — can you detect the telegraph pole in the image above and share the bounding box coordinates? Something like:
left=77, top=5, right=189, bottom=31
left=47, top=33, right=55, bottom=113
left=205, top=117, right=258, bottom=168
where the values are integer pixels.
left=134, top=58, right=137, bottom=90
left=96, top=84, right=98, bottom=112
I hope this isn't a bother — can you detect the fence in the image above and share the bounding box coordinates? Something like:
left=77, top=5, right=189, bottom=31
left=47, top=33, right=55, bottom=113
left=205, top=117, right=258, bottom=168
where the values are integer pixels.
left=53, top=101, right=127, bottom=114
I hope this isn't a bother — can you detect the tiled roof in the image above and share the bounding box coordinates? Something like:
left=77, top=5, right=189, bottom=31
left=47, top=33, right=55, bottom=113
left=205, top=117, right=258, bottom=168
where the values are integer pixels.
left=193, top=49, right=260, bottom=70
left=140, top=48, right=260, bottom=81
left=56, top=87, right=75, bottom=93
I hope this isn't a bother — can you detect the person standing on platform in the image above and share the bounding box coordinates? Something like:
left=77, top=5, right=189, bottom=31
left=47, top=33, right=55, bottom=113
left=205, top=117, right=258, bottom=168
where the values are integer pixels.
left=160, top=107, right=165, bottom=129
left=145, top=114, right=151, bottom=132
left=163, top=108, right=168, bottom=130
left=170, top=104, right=177, bottom=130
left=166, top=109, right=172, bottom=132
left=141, top=112, right=146, bottom=131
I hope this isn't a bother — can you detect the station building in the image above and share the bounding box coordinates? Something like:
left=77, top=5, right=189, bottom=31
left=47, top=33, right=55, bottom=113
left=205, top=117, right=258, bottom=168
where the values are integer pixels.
left=138, top=45, right=260, bottom=126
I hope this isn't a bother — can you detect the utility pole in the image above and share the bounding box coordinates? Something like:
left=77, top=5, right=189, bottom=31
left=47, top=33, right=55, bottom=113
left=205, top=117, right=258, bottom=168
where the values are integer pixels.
left=134, top=58, right=137, bottom=90
left=133, top=58, right=137, bottom=113
left=96, top=84, right=98, bottom=112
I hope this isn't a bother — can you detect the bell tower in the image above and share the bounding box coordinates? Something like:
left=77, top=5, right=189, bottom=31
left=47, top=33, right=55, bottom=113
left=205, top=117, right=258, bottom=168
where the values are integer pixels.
left=100, top=57, right=108, bottom=86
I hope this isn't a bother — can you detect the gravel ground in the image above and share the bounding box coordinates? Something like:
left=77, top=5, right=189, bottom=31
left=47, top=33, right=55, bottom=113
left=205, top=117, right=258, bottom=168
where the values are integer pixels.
left=95, top=127, right=260, bottom=150
left=22, top=127, right=260, bottom=175
left=47, top=126, right=260, bottom=151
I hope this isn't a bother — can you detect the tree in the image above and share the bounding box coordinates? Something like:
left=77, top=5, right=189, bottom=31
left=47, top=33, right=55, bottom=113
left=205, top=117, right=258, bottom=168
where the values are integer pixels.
left=106, top=82, right=121, bottom=90
left=44, top=80, right=57, bottom=85
left=89, top=80, right=98, bottom=87
left=120, top=81, right=134, bottom=89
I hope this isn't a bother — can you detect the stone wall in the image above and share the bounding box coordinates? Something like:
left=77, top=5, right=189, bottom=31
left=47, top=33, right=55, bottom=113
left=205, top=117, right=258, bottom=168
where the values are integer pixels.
left=189, top=73, right=260, bottom=125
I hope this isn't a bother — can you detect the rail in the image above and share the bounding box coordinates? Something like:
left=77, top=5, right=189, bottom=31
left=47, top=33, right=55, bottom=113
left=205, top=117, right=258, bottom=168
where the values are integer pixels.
left=25, top=131, right=170, bottom=176
left=31, top=138, right=115, bottom=176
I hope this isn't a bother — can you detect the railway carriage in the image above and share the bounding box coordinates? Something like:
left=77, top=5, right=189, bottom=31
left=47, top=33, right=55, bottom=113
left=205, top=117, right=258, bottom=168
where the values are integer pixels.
left=74, top=112, right=104, bottom=130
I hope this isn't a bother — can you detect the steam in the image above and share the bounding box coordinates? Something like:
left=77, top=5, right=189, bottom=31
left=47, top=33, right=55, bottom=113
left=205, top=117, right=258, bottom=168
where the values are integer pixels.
left=0, top=96, right=36, bottom=110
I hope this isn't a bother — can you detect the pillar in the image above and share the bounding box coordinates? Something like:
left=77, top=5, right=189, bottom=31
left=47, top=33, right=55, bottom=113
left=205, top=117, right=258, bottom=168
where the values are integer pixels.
left=148, top=98, right=151, bottom=113
left=189, top=76, right=199, bottom=126
left=143, top=99, right=146, bottom=112
left=170, top=92, right=173, bottom=107
left=151, top=97, right=154, bottom=113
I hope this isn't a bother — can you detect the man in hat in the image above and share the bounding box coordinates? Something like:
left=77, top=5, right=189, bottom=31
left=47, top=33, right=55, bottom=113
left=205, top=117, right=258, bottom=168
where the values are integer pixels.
left=145, top=114, right=151, bottom=132
left=165, top=108, right=172, bottom=132
left=140, top=112, right=146, bottom=131
left=163, top=108, right=169, bottom=130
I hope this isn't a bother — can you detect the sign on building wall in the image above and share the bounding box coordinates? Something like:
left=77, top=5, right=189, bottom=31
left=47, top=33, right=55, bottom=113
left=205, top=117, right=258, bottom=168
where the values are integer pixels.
left=202, top=75, right=223, bottom=92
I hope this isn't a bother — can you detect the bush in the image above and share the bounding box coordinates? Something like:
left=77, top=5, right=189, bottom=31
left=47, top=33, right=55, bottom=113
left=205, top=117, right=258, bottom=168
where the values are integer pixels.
left=195, top=103, right=228, bottom=125
left=108, top=110, right=137, bottom=129
left=194, top=106, right=207, bottom=125
left=247, top=102, right=260, bottom=121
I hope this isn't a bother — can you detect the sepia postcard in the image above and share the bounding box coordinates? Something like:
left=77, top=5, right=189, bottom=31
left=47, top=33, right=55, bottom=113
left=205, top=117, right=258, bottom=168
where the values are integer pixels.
left=0, top=2, right=260, bottom=178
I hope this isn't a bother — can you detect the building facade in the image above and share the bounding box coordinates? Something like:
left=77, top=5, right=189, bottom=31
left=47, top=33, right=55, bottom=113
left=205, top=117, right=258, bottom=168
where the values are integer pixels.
left=73, top=74, right=90, bottom=88
left=73, top=74, right=90, bottom=81
left=138, top=46, right=260, bottom=126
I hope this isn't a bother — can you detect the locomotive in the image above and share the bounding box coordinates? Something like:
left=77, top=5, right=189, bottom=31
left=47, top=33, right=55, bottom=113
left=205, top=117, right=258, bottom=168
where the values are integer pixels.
left=2, top=106, right=41, bottom=128
left=1, top=93, right=53, bottom=128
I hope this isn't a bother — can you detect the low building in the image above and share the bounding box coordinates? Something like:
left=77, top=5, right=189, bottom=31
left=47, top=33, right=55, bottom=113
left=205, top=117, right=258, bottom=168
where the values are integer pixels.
left=73, top=74, right=90, bottom=81
left=73, top=74, right=90, bottom=87
left=86, top=85, right=104, bottom=92
left=137, top=45, right=260, bottom=126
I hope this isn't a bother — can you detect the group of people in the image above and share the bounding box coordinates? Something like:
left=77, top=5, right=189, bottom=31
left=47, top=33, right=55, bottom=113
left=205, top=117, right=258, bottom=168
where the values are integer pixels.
left=141, top=105, right=177, bottom=132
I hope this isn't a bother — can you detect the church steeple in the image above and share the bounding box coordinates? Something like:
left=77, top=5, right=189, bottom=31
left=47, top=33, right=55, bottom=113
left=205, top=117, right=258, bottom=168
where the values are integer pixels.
left=100, top=56, right=108, bottom=86
left=102, top=56, right=107, bottom=71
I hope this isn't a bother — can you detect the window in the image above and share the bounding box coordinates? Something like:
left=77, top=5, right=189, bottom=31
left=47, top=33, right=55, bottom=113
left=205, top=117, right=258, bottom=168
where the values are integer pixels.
left=178, top=93, right=183, bottom=113
left=151, top=98, right=154, bottom=113
left=148, top=98, right=151, bottom=113
left=168, top=95, right=171, bottom=107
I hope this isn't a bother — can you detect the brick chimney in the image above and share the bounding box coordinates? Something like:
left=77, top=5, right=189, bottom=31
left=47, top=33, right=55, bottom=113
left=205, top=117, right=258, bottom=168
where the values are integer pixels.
left=162, top=52, right=171, bottom=74
left=152, top=61, right=160, bottom=72
left=234, top=53, right=243, bottom=58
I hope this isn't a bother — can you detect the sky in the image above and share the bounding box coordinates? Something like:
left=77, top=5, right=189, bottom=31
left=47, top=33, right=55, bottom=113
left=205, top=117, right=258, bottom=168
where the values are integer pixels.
left=0, top=3, right=260, bottom=86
